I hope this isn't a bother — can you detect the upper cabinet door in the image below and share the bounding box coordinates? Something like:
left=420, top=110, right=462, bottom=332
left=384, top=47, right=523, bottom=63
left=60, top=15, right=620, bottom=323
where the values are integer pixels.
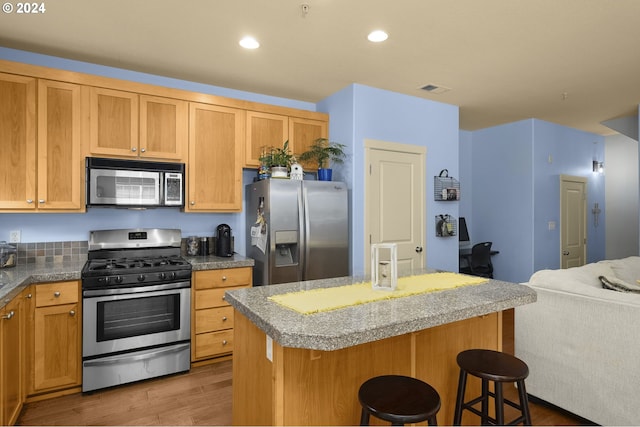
left=244, top=111, right=288, bottom=168
left=289, top=117, right=328, bottom=170
left=89, top=87, right=139, bottom=158
left=37, top=79, right=84, bottom=211
left=188, top=103, right=245, bottom=212
left=140, top=95, right=188, bottom=161
left=0, top=72, right=37, bottom=210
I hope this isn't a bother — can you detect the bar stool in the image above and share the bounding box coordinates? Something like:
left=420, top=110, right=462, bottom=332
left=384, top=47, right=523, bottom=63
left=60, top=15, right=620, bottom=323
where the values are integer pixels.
left=358, top=375, right=441, bottom=426
left=453, top=349, right=532, bottom=426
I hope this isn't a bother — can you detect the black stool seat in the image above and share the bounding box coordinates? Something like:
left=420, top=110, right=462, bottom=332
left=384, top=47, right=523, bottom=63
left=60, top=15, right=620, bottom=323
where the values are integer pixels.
left=359, top=375, right=441, bottom=426
left=453, top=349, right=532, bottom=426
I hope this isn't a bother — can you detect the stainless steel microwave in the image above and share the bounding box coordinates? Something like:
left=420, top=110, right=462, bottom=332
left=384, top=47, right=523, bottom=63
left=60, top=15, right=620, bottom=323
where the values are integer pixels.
left=86, top=157, right=185, bottom=208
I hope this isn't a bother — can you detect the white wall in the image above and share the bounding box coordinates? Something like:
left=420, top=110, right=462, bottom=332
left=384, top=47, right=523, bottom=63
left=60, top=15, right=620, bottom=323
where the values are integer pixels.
left=605, top=134, right=639, bottom=258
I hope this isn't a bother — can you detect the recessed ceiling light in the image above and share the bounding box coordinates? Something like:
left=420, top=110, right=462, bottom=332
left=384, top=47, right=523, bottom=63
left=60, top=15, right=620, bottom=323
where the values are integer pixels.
left=239, top=36, right=260, bottom=49
left=367, top=30, right=388, bottom=43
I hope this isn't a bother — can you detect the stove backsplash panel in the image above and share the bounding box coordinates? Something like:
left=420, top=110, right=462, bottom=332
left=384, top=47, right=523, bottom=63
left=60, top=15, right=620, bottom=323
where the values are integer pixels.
left=14, top=241, right=88, bottom=265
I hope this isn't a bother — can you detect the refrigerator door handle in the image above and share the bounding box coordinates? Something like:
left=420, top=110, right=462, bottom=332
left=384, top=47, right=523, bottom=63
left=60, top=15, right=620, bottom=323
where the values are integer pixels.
left=300, top=182, right=310, bottom=280
left=299, top=184, right=307, bottom=281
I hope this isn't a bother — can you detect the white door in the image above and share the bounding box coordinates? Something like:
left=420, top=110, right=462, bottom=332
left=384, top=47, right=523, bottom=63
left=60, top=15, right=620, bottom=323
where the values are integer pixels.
left=560, top=175, right=587, bottom=268
left=364, top=139, right=425, bottom=274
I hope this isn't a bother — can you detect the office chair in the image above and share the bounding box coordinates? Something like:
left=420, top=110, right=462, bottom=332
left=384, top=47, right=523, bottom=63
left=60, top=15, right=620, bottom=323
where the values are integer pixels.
left=460, top=242, right=493, bottom=278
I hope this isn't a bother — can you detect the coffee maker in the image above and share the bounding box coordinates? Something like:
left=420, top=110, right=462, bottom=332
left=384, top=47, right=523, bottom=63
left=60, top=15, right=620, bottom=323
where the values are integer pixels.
left=215, top=224, right=233, bottom=257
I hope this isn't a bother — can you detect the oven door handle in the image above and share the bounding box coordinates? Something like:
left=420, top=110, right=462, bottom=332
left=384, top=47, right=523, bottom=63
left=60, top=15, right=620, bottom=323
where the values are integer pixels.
left=83, top=281, right=190, bottom=297
left=83, top=342, right=190, bottom=367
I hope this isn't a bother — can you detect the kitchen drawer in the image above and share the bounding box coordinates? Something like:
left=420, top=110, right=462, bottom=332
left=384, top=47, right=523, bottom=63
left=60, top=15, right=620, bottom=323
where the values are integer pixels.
left=194, top=285, right=249, bottom=309
left=35, top=281, right=79, bottom=307
left=195, top=306, right=234, bottom=333
left=195, top=288, right=230, bottom=309
left=194, top=329, right=233, bottom=359
left=194, top=267, right=251, bottom=289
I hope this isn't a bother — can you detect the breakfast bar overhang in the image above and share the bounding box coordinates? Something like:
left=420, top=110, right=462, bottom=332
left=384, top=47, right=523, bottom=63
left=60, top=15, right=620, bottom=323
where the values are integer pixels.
left=225, top=271, right=536, bottom=426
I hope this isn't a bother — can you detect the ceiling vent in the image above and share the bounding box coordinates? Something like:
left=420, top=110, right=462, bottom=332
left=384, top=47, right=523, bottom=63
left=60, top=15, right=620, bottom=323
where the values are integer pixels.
left=420, top=84, right=451, bottom=94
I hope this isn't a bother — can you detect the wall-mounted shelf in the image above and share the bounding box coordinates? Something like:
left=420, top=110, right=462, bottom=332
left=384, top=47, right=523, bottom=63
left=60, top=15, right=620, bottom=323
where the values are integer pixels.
left=434, top=169, right=460, bottom=201
left=435, top=214, right=457, bottom=237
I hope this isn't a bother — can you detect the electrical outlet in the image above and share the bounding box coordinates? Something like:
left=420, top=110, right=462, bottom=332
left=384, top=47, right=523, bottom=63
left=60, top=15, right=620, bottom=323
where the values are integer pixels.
left=9, top=230, right=20, bottom=243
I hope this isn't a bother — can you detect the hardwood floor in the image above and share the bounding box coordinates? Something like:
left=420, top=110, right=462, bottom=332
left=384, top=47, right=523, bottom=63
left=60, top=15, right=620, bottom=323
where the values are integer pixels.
left=17, top=312, right=587, bottom=426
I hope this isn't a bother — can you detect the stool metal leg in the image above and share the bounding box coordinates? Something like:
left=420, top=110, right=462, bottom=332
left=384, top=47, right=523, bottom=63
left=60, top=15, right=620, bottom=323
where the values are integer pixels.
left=359, top=408, right=370, bottom=426
left=481, top=378, right=489, bottom=425
left=453, top=369, right=468, bottom=425
left=516, top=380, right=532, bottom=426
left=494, top=382, right=504, bottom=426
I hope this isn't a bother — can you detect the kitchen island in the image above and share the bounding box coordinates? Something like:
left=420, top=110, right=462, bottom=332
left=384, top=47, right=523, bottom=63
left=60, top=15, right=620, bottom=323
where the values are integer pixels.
left=225, top=271, right=536, bottom=426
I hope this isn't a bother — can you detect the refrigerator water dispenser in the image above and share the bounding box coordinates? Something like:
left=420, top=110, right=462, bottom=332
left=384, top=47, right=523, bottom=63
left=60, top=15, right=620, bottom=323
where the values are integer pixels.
left=274, top=230, right=298, bottom=266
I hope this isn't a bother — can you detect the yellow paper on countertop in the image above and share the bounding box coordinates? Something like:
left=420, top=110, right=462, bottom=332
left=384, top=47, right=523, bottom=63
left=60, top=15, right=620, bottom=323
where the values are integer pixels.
left=268, top=272, right=488, bottom=315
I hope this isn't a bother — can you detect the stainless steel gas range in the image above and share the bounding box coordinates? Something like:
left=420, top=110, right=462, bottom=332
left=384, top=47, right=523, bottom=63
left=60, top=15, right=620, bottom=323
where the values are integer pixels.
left=81, top=228, right=192, bottom=392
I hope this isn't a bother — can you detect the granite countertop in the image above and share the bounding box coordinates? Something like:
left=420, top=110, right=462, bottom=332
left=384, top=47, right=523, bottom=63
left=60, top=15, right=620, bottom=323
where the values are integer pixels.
left=0, top=254, right=254, bottom=308
left=224, top=269, right=537, bottom=351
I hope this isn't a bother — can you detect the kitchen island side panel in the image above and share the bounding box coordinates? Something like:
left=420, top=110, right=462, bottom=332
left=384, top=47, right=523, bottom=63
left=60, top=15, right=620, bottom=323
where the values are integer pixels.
left=232, top=310, right=502, bottom=426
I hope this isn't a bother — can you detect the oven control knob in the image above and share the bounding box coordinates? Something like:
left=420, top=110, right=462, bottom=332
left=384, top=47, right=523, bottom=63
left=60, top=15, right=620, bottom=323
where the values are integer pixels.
left=159, top=272, right=167, bottom=280
left=114, top=276, right=123, bottom=284
left=138, top=274, right=146, bottom=282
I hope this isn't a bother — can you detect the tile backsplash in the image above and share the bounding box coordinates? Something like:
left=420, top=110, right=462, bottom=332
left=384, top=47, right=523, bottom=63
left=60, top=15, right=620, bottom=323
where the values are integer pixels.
left=14, top=241, right=88, bottom=265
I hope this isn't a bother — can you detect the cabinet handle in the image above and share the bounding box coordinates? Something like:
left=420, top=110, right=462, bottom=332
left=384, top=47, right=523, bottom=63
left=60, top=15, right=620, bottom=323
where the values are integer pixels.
left=190, top=201, right=195, bottom=205
left=54, top=291, right=61, bottom=297
left=222, top=316, right=227, bottom=321
left=39, top=199, right=45, bottom=204
left=222, top=276, right=227, bottom=281
left=131, top=147, right=137, bottom=152
left=69, top=310, right=76, bottom=316
left=26, top=293, right=32, bottom=299
left=222, top=340, right=228, bottom=345
left=26, top=199, right=33, bottom=204
left=1, top=311, right=14, bottom=320
left=140, top=148, right=146, bottom=153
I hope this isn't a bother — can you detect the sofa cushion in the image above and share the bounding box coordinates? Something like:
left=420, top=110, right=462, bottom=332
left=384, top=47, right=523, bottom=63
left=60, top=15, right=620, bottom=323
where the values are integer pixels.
left=605, top=256, right=640, bottom=285
left=529, top=261, right=617, bottom=293
left=599, top=275, right=640, bottom=293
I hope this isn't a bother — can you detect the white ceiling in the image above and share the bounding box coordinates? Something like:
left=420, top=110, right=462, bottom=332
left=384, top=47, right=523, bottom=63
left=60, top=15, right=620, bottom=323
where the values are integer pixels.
left=2, top=0, right=639, bottom=135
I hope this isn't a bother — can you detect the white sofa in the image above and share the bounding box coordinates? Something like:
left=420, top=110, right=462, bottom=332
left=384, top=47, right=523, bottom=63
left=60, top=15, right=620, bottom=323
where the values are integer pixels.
left=515, top=256, right=640, bottom=426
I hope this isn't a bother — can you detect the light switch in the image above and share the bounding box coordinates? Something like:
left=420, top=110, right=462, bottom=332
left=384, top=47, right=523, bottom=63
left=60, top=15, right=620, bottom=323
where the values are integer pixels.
left=548, top=221, right=556, bottom=231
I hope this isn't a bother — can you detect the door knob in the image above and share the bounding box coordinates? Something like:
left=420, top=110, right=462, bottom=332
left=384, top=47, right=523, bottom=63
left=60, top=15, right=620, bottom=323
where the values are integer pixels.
left=562, top=251, right=570, bottom=255
left=415, top=246, right=423, bottom=253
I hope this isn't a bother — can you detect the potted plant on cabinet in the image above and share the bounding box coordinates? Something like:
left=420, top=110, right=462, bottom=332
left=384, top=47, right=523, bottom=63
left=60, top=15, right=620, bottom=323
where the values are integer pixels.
left=259, top=141, right=294, bottom=178
left=298, top=138, right=347, bottom=181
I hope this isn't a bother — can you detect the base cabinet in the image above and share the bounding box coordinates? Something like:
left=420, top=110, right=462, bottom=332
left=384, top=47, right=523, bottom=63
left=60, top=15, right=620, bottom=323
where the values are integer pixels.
left=1, top=294, right=23, bottom=426
left=30, top=281, right=81, bottom=395
left=232, top=311, right=502, bottom=426
left=192, top=268, right=251, bottom=362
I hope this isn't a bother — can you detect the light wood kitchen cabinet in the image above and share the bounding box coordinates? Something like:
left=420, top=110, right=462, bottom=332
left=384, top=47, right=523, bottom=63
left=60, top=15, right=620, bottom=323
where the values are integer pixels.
left=89, top=87, right=187, bottom=161
left=289, top=117, right=328, bottom=170
left=37, top=79, right=85, bottom=211
left=30, top=281, right=81, bottom=394
left=244, top=111, right=289, bottom=168
left=192, top=268, right=252, bottom=362
left=187, top=103, right=244, bottom=212
left=1, top=294, right=24, bottom=426
left=244, top=112, right=329, bottom=170
left=0, top=75, right=85, bottom=213
left=0, top=72, right=37, bottom=210
left=139, top=95, right=188, bottom=161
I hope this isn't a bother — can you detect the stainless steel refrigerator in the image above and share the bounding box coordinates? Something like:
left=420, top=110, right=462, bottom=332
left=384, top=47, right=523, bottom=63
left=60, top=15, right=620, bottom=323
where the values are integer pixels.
left=246, top=179, right=349, bottom=286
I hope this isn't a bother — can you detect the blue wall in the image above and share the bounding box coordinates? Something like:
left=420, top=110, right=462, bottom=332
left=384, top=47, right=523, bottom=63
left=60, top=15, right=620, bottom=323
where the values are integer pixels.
left=319, top=84, right=460, bottom=276
left=461, top=119, right=605, bottom=283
